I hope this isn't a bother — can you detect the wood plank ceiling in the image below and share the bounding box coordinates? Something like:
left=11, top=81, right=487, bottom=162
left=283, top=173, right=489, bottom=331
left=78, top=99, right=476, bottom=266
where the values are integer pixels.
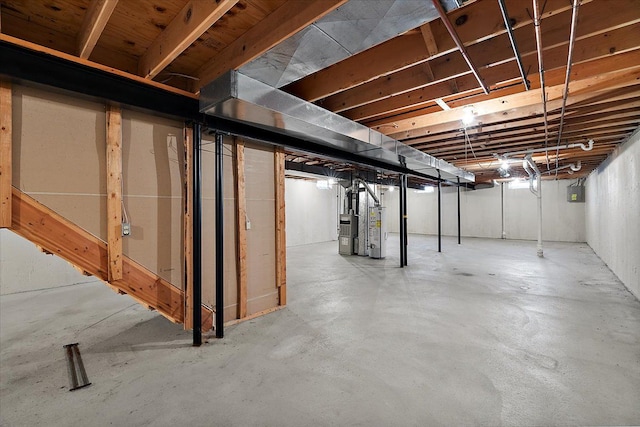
left=1, top=0, right=638, bottom=184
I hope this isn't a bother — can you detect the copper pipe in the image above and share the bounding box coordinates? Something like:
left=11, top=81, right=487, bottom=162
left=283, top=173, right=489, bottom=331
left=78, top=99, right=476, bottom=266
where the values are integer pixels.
left=498, top=0, right=530, bottom=90
left=554, top=0, right=581, bottom=177
left=432, top=0, right=489, bottom=94
left=533, top=0, right=550, bottom=169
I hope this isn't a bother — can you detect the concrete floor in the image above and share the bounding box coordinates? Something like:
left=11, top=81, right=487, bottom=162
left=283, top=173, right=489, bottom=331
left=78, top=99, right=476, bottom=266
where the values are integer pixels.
left=1, top=235, right=639, bottom=426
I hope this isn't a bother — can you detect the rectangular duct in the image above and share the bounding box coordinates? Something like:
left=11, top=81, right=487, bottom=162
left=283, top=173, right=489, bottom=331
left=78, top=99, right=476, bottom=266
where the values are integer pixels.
left=200, top=71, right=474, bottom=183
left=239, top=0, right=460, bottom=88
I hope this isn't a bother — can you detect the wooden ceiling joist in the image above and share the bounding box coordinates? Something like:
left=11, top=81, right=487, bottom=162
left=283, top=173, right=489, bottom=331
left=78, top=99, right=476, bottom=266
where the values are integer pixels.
left=77, top=0, right=119, bottom=59
left=328, top=5, right=640, bottom=116
left=196, top=0, right=349, bottom=89
left=138, top=0, right=239, bottom=79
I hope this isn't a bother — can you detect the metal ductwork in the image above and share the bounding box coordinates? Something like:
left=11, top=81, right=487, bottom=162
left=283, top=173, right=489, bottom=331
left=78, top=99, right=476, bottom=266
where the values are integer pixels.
left=200, top=71, right=474, bottom=183
left=239, top=0, right=460, bottom=88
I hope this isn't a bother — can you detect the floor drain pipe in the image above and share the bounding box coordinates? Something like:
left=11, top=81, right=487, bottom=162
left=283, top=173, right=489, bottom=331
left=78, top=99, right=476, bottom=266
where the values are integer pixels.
left=457, top=177, right=461, bottom=245
left=524, top=155, right=543, bottom=257
left=501, top=182, right=506, bottom=239
left=437, top=172, right=442, bottom=253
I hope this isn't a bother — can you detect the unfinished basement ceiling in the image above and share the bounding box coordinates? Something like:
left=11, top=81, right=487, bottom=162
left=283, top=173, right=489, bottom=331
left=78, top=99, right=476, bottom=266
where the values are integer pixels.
left=239, top=0, right=459, bottom=88
left=1, top=0, right=638, bottom=183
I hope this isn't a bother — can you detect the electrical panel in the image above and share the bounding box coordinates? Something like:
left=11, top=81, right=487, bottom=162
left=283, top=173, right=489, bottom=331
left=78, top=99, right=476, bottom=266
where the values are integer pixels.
left=338, top=213, right=357, bottom=255
left=368, top=207, right=386, bottom=259
left=567, top=186, right=585, bottom=203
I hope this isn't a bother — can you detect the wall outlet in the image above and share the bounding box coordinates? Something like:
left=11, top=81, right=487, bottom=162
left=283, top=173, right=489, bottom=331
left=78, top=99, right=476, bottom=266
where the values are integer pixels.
left=246, top=220, right=251, bottom=230
left=122, top=222, right=131, bottom=236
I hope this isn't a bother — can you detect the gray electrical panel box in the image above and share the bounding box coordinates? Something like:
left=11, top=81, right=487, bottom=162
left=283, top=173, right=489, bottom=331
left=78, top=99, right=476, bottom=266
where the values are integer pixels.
left=368, top=207, right=386, bottom=259
left=339, top=213, right=357, bottom=255
left=567, top=186, right=585, bottom=203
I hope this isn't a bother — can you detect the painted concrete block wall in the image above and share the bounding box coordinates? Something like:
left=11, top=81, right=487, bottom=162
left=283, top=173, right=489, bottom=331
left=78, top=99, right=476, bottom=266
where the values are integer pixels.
left=285, top=178, right=338, bottom=246
left=385, top=179, right=585, bottom=242
left=586, top=131, right=639, bottom=298
left=0, top=230, right=100, bottom=295
left=505, top=180, right=586, bottom=242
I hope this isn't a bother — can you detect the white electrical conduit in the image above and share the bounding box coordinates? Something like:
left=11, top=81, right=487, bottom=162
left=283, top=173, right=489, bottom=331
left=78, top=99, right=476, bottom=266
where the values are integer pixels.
left=503, top=139, right=593, bottom=158
left=533, top=0, right=551, bottom=169
left=554, top=0, right=581, bottom=178
left=523, top=155, right=544, bottom=257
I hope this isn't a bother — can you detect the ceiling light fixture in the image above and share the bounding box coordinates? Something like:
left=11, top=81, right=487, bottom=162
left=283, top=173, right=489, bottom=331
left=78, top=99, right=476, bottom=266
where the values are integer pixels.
left=462, top=106, right=476, bottom=126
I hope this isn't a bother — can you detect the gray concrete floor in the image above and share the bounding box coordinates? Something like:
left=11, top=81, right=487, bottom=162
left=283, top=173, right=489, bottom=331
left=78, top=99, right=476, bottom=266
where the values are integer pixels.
left=1, top=235, right=639, bottom=426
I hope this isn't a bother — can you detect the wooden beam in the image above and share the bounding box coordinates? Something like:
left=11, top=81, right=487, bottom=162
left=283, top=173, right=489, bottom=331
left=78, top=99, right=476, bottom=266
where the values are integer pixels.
left=183, top=126, right=194, bottom=330
left=0, top=79, right=11, bottom=228
left=283, top=0, right=587, bottom=101
left=386, top=67, right=640, bottom=137
left=274, top=147, right=286, bottom=306
left=235, top=140, right=248, bottom=319
left=196, top=0, right=348, bottom=89
left=139, top=0, right=238, bottom=79
left=106, top=105, right=122, bottom=282
left=0, top=34, right=198, bottom=99
left=327, top=1, right=640, bottom=115
left=77, top=0, right=119, bottom=59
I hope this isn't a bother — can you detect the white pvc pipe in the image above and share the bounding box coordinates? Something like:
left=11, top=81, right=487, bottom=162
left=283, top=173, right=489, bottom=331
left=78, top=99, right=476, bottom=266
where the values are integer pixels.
left=524, top=155, right=543, bottom=257
left=504, top=139, right=593, bottom=158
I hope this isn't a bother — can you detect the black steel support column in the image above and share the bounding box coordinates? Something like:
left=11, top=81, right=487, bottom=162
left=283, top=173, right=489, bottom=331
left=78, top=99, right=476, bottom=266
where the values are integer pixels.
left=192, top=122, right=202, bottom=347
left=214, top=132, right=224, bottom=338
left=437, top=172, right=442, bottom=253
left=402, top=175, right=408, bottom=266
left=457, top=177, right=461, bottom=245
left=399, top=175, right=405, bottom=267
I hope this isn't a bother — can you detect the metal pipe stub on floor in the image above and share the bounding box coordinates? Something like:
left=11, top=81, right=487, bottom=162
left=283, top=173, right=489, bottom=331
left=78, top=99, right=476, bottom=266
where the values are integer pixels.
left=63, top=343, right=91, bottom=391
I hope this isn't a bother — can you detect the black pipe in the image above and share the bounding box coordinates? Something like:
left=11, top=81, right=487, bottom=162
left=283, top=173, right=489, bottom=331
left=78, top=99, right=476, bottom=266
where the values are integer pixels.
left=402, top=175, right=408, bottom=266
left=215, top=132, right=224, bottom=338
left=437, top=172, right=442, bottom=253
left=399, top=175, right=405, bottom=267
left=192, top=122, right=202, bottom=347
left=457, top=177, right=461, bottom=245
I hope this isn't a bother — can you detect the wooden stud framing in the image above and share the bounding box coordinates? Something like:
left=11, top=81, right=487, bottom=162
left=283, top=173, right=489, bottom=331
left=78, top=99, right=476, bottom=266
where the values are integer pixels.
left=274, top=147, right=286, bottom=306
left=139, top=0, right=238, bottom=79
left=11, top=187, right=214, bottom=329
left=183, top=126, right=194, bottom=330
left=106, top=104, right=123, bottom=282
left=77, top=0, right=119, bottom=59
left=235, top=140, right=248, bottom=319
left=0, top=79, right=11, bottom=228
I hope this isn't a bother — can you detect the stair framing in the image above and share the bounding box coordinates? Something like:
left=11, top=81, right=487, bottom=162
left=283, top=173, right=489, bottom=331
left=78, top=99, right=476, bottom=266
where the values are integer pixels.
left=9, top=186, right=213, bottom=330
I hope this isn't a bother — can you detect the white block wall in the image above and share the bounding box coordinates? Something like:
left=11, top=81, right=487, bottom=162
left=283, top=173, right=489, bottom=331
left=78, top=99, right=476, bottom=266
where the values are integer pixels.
left=384, top=179, right=585, bottom=242
left=586, top=130, right=640, bottom=298
left=285, top=178, right=339, bottom=246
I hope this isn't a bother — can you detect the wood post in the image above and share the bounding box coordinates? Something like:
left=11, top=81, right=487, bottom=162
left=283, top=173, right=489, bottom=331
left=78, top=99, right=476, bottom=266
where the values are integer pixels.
left=274, top=147, right=286, bottom=306
left=106, top=104, right=123, bottom=282
left=183, top=126, right=194, bottom=330
left=0, top=79, right=11, bottom=228
left=235, top=140, right=248, bottom=319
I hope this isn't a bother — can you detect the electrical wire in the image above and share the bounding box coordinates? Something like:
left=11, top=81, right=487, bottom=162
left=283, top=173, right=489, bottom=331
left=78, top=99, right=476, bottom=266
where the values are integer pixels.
left=463, top=128, right=496, bottom=170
